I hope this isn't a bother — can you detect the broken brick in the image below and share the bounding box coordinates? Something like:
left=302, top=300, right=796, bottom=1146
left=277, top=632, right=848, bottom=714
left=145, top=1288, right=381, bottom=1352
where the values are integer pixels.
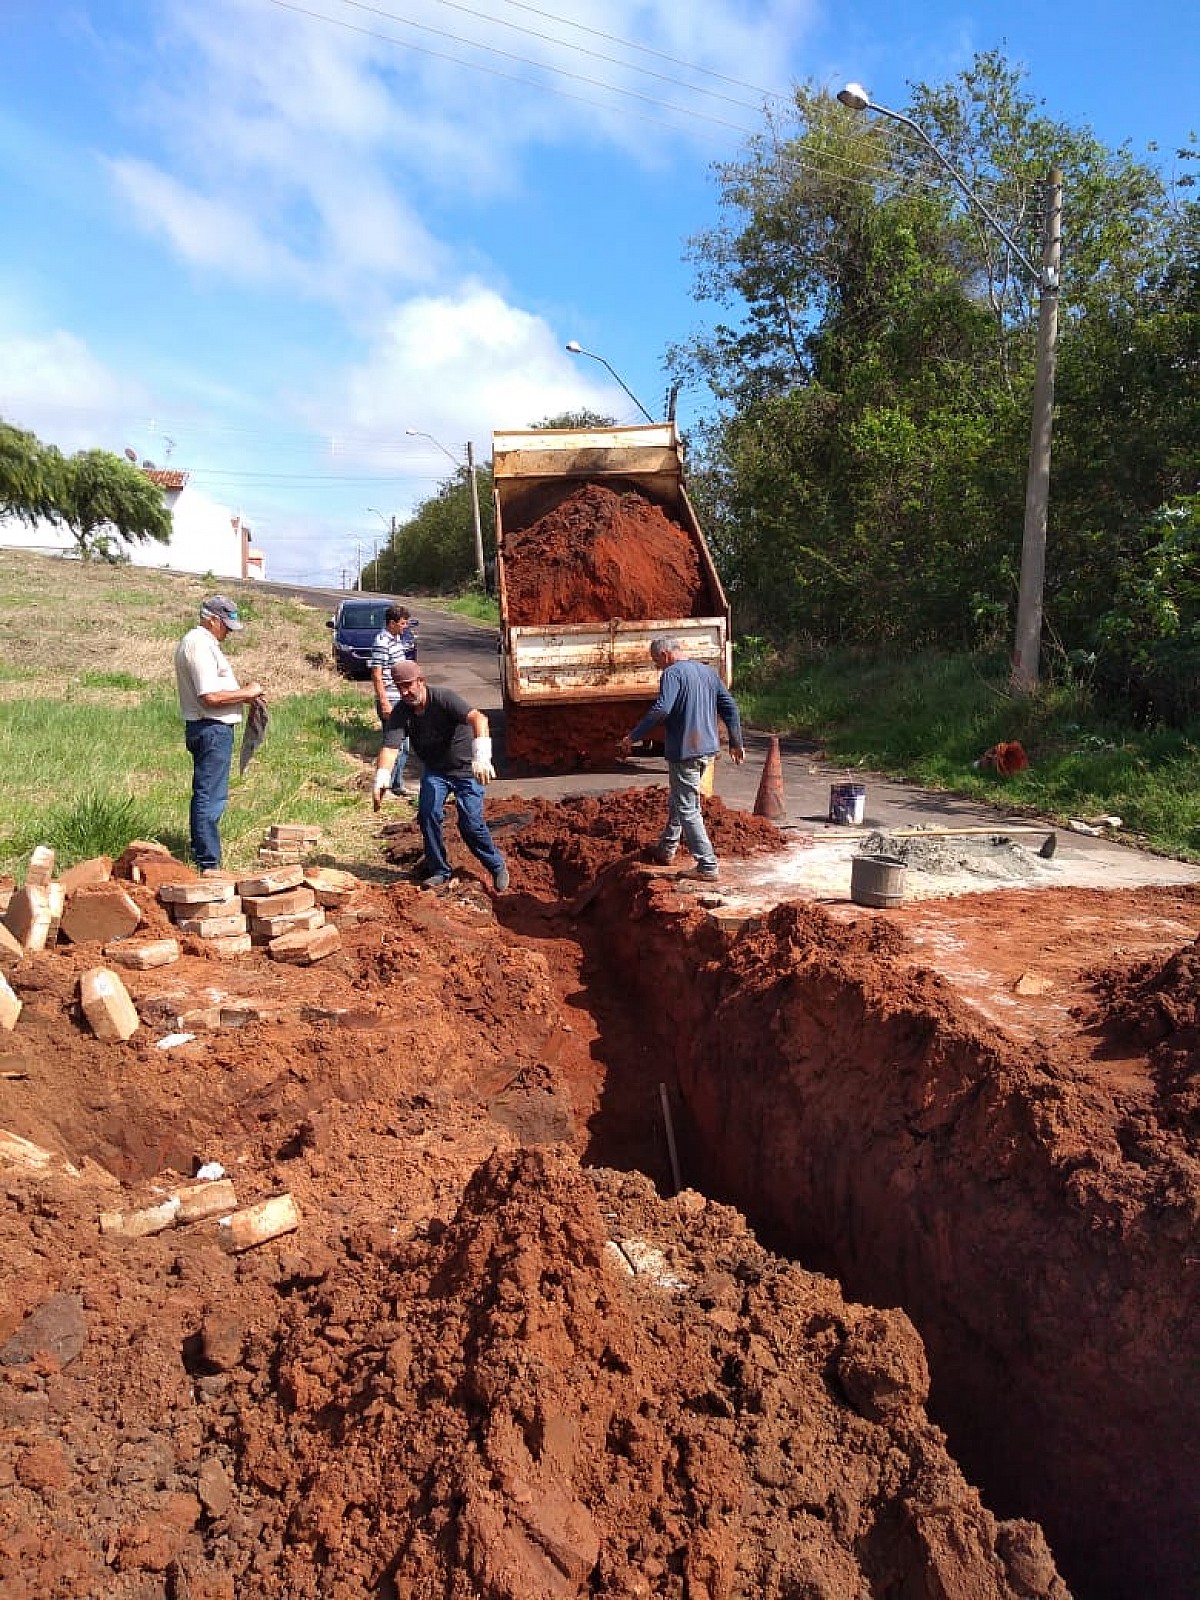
left=104, top=938, right=181, bottom=971
left=60, top=885, right=143, bottom=945
left=238, top=865, right=306, bottom=895
left=25, top=845, right=56, bottom=888
left=175, top=912, right=249, bottom=939
left=58, top=856, right=113, bottom=894
left=159, top=880, right=238, bottom=907
left=3, top=883, right=65, bottom=951
left=79, top=968, right=140, bottom=1042
left=240, top=885, right=316, bottom=919
left=0, top=973, right=21, bottom=1031
left=268, top=924, right=341, bottom=965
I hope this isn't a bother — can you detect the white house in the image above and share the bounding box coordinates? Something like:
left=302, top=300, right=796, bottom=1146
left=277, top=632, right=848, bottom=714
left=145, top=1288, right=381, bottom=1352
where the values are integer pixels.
left=0, top=465, right=266, bottom=579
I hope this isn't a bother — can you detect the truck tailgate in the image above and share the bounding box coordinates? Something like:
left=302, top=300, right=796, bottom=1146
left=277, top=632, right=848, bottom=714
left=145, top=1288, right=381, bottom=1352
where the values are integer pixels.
left=501, top=617, right=729, bottom=705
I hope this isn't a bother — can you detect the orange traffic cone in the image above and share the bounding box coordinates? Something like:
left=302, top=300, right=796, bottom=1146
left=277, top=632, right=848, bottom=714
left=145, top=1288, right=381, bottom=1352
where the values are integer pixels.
left=753, top=736, right=786, bottom=821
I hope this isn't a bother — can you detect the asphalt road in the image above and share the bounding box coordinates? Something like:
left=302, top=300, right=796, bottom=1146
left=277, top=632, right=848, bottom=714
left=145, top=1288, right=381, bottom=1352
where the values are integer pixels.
left=277, top=584, right=1200, bottom=891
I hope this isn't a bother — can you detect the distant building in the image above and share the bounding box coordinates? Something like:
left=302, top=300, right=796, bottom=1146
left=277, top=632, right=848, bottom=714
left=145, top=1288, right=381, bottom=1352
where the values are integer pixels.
left=0, top=464, right=265, bottom=579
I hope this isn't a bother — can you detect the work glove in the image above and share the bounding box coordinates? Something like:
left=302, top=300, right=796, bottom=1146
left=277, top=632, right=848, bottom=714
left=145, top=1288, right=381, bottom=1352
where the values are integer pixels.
left=372, top=768, right=391, bottom=812
left=471, top=735, right=496, bottom=785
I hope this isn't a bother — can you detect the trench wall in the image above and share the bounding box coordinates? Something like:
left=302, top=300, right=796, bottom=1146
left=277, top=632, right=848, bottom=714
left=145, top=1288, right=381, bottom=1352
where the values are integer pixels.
left=585, top=881, right=1199, bottom=1600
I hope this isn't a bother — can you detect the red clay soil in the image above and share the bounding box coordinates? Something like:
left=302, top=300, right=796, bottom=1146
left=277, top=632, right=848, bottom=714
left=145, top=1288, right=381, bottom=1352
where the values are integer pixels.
left=501, top=483, right=703, bottom=626
left=498, top=481, right=713, bottom=771
left=1, top=790, right=1197, bottom=1600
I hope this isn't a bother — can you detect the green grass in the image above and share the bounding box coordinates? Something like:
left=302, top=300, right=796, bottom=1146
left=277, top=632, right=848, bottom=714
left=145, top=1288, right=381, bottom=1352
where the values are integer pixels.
left=0, top=683, right=393, bottom=878
left=737, top=647, right=1200, bottom=861
left=78, top=670, right=147, bottom=691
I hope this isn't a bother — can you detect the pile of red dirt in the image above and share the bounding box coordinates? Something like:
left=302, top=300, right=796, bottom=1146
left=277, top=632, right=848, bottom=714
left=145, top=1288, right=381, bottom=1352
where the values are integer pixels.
left=501, top=483, right=703, bottom=625
left=2, top=788, right=1198, bottom=1598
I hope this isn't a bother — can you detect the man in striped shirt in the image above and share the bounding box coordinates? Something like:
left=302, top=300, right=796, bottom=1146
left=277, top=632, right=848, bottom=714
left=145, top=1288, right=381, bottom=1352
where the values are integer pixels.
left=370, top=606, right=417, bottom=796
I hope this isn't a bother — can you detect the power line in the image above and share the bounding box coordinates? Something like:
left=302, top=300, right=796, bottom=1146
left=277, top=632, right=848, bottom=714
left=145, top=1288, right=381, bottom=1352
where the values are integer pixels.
left=264, top=0, right=762, bottom=137
left=261, top=0, right=947, bottom=198
left=490, top=0, right=795, bottom=103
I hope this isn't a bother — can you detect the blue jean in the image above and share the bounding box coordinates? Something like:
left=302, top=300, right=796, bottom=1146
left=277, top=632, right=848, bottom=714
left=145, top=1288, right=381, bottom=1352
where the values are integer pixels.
left=184, top=719, right=235, bottom=870
left=660, top=757, right=717, bottom=871
left=417, top=772, right=505, bottom=880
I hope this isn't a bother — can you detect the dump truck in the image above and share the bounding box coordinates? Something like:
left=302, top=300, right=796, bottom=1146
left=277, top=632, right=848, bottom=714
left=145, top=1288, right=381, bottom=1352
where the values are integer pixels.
left=493, top=422, right=731, bottom=770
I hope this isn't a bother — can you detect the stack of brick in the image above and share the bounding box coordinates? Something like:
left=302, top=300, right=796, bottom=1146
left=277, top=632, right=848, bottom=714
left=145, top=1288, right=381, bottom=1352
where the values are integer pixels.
left=255, top=822, right=323, bottom=865
left=235, top=865, right=341, bottom=964
left=158, top=879, right=250, bottom=958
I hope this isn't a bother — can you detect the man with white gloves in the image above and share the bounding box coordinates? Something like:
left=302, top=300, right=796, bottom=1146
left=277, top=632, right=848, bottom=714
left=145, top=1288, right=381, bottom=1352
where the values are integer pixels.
left=373, top=660, right=510, bottom=892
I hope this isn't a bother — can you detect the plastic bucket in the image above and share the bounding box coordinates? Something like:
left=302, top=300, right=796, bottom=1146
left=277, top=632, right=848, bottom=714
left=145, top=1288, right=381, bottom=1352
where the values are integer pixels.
left=850, top=855, right=907, bottom=908
left=829, top=782, right=866, bottom=825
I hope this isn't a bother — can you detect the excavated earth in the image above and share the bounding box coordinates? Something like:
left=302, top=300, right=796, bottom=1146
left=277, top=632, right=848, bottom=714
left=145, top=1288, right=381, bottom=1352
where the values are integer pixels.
left=499, top=483, right=708, bottom=771
left=1, top=789, right=1198, bottom=1600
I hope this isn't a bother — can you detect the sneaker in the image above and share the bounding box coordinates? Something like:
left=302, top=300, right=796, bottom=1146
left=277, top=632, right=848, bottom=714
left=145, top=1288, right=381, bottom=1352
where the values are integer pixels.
left=678, top=864, right=719, bottom=883
left=652, top=846, right=677, bottom=866
left=420, top=872, right=453, bottom=891
left=492, top=863, right=511, bottom=893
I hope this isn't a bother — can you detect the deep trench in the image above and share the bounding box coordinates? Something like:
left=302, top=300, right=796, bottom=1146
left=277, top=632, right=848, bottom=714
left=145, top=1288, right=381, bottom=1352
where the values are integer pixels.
left=560, top=871, right=1197, bottom=1600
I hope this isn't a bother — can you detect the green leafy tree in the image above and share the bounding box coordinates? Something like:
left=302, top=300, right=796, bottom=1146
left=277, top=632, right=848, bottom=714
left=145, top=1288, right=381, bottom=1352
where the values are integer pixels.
left=1, top=419, right=172, bottom=561
left=672, top=54, right=1193, bottom=671
left=0, top=419, right=63, bottom=524
left=57, top=448, right=172, bottom=561
left=369, top=460, right=496, bottom=594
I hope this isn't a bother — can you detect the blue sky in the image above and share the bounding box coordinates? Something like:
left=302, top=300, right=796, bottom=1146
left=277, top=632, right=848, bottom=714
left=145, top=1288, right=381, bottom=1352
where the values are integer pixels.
left=1, top=0, right=1195, bottom=586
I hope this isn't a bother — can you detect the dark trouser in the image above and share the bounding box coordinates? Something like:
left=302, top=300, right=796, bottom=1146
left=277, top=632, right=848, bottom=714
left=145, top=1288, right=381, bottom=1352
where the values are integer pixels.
left=378, top=710, right=409, bottom=790
left=417, top=772, right=505, bottom=880
left=184, top=719, right=235, bottom=870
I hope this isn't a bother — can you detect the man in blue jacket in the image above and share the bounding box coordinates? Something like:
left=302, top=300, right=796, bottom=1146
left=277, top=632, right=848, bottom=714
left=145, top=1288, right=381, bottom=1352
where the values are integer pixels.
left=621, top=637, right=745, bottom=882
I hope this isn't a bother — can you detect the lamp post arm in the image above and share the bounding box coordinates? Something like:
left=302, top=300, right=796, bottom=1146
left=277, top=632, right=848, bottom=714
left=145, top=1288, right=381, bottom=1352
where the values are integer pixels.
left=595, top=356, right=657, bottom=425
left=865, top=100, right=1049, bottom=288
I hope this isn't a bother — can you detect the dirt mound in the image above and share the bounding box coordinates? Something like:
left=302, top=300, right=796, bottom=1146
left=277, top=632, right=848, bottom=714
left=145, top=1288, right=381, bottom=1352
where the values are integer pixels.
left=385, top=789, right=783, bottom=899
left=2, top=797, right=1198, bottom=1597
left=502, top=483, right=702, bottom=625
left=1081, top=933, right=1200, bottom=1131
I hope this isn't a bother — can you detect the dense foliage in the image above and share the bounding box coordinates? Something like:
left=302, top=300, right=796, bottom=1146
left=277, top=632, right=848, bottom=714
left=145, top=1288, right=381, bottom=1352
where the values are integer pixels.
left=673, top=53, right=1198, bottom=715
left=0, top=419, right=172, bottom=561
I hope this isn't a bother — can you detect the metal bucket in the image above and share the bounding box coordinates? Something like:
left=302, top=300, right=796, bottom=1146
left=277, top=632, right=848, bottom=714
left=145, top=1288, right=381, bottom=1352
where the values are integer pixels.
left=850, top=854, right=907, bottom=908
left=829, top=782, right=866, bottom=825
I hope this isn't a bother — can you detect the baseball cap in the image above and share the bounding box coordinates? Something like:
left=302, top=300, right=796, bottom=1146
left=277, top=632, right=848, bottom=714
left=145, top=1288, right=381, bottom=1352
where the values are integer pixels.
left=200, top=595, right=244, bottom=631
left=391, top=660, right=421, bottom=686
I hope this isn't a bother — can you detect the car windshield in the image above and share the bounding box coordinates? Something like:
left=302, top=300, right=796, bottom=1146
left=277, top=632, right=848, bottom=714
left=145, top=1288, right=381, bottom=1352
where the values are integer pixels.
left=339, top=603, right=390, bottom=630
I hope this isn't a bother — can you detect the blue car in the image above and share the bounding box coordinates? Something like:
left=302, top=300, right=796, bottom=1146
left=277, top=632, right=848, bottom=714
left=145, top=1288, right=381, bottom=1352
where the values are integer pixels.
left=327, top=599, right=392, bottom=678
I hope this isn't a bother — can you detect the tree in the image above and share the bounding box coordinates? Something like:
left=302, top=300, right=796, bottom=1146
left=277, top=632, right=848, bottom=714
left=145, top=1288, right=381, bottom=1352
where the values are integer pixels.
left=370, top=461, right=496, bottom=594
left=671, top=54, right=1192, bottom=670
left=1, top=418, right=172, bottom=561
left=57, top=449, right=173, bottom=561
left=0, top=420, right=62, bottom=525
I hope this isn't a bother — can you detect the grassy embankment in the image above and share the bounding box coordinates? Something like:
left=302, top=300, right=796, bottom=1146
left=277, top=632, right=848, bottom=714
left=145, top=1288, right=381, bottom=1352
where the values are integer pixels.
left=0, top=552, right=474, bottom=880
left=1, top=551, right=1197, bottom=875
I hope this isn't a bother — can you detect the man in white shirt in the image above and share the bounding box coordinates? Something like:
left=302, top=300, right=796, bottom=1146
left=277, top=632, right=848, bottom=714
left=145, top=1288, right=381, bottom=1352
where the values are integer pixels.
left=174, top=595, right=264, bottom=871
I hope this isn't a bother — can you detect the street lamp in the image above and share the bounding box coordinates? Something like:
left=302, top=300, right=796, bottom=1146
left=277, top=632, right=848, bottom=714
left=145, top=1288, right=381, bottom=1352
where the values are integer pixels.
left=405, top=429, right=485, bottom=581
left=837, top=83, right=1062, bottom=693
left=565, top=341, right=657, bottom=425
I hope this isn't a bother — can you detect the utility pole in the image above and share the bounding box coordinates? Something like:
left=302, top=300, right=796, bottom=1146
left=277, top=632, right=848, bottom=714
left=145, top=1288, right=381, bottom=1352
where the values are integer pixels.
left=836, top=87, right=1063, bottom=695
left=355, top=542, right=363, bottom=591
left=466, top=441, right=485, bottom=581
left=1011, top=170, right=1063, bottom=694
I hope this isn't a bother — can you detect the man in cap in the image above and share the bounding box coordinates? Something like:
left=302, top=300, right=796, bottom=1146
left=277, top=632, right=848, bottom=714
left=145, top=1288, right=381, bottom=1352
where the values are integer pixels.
left=621, top=636, right=745, bottom=882
left=372, top=660, right=510, bottom=893
left=174, top=596, right=264, bottom=872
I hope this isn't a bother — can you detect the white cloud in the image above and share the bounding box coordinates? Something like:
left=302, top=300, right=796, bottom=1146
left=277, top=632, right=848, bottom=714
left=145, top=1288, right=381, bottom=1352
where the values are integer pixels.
left=326, top=283, right=624, bottom=461
left=0, top=325, right=150, bottom=452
